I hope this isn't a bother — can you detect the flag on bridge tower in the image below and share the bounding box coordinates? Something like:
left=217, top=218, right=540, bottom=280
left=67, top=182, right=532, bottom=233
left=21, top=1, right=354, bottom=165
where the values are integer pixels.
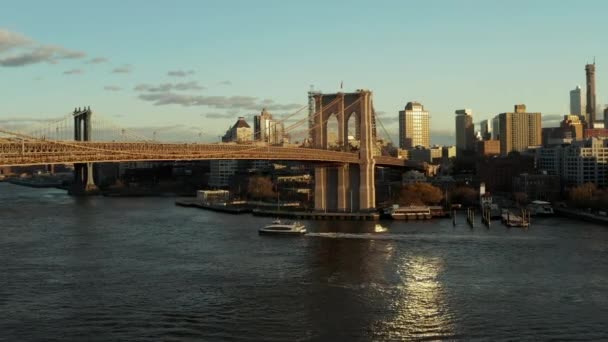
left=340, top=81, right=343, bottom=90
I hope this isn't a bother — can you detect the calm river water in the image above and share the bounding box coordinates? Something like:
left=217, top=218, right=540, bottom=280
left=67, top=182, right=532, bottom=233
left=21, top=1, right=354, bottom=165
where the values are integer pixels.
left=1, top=183, right=607, bottom=341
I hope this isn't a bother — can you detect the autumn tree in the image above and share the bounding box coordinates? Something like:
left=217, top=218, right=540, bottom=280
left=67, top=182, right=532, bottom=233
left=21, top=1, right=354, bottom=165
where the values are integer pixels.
left=247, top=176, right=276, bottom=201
left=568, top=183, right=598, bottom=209
left=513, top=192, right=528, bottom=207
left=450, top=186, right=478, bottom=207
left=398, top=183, right=443, bottom=206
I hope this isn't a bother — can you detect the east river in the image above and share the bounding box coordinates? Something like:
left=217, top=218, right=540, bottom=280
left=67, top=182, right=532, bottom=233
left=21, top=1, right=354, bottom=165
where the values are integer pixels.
left=1, top=183, right=607, bottom=341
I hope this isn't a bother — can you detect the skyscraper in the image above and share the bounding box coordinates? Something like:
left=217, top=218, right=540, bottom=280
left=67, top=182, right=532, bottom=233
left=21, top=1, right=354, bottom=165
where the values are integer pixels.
left=253, top=108, right=284, bottom=145
left=498, top=104, right=542, bottom=155
left=585, top=62, right=596, bottom=128
left=570, top=85, right=583, bottom=116
left=455, top=109, right=475, bottom=153
left=492, top=115, right=500, bottom=140
left=480, top=119, right=492, bottom=140
left=399, top=102, right=429, bottom=149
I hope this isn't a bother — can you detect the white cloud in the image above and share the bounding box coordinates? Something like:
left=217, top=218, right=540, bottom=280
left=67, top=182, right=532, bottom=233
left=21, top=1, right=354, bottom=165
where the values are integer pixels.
left=0, top=29, right=87, bottom=67
left=112, top=64, right=133, bottom=73
left=167, top=70, right=195, bottom=77
left=104, top=85, right=121, bottom=91
left=87, top=57, right=109, bottom=64
left=0, top=28, right=31, bottom=52
left=134, top=81, right=205, bottom=92
left=63, top=68, right=83, bottom=75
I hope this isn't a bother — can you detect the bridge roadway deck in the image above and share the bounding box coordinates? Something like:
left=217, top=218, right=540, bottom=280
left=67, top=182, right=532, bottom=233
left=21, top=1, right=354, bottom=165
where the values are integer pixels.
left=0, top=141, right=413, bottom=168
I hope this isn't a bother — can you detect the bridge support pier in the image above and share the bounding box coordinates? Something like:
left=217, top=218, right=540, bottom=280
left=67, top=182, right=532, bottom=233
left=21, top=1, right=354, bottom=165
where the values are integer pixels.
left=359, top=161, right=375, bottom=211
left=69, top=162, right=99, bottom=195
left=314, top=167, right=327, bottom=211
left=69, top=107, right=99, bottom=196
left=337, top=164, right=349, bottom=212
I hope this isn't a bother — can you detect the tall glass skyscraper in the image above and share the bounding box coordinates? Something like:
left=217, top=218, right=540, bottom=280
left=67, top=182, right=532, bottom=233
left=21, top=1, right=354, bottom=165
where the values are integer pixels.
left=399, top=102, right=429, bottom=149
left=455, top=109, right=475, bottom=153
left=570, top=85, right=583, bottom=117
left=586, top=63, right=596, bottom=127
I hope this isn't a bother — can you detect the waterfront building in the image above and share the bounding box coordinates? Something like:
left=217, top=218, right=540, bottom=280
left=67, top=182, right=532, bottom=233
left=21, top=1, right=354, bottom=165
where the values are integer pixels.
left=498, top=104, right=542, bottom=155
left=455, top=109, right=475, bottom=153
left=399, top=102, right=430, bottom=149
left=253, top=108, right=285, bottom=145
left=402, top=170, right=427, bottom=185
left=222, top=117, right=253, bottom=143
left=118, top=161, right=158, bottom=176
left=570, top=85, right=583, bottom=117
left=476, top=153, right=535, bottom=193
left=512, top=173, right=561, bottom=202
left=535, top=137, right=608, bottom=187
left=208, top=160, right=239, bottom=188
left=196, top=189, right=230, bottom=203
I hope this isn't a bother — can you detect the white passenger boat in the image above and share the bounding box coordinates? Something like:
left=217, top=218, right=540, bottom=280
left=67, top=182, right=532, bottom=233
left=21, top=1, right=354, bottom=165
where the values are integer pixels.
left=259, top=220, right=307, bottom=235
left=527, top=200, right=554, bottom=216
left=390, top=206, right=432, bottom=220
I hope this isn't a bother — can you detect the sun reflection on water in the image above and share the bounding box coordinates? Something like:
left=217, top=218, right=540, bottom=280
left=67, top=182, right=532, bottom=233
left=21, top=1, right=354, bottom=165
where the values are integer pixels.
left=375, top=255, right=455, bottom=340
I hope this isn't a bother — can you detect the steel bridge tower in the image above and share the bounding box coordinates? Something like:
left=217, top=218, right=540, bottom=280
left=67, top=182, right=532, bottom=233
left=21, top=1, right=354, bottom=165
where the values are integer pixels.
left=311, top=90, right=377, bottom=212
left=70, top=106, right=99, bottom=195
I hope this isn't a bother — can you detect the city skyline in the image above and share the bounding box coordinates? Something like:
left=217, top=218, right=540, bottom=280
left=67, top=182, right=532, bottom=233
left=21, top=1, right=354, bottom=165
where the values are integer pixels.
left=1, top=0, right=608, bottom=145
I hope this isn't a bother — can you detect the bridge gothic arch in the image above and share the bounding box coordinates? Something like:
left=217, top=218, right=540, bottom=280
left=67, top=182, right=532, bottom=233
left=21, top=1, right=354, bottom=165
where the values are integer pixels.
left=311, top=90, right=376, bottom=211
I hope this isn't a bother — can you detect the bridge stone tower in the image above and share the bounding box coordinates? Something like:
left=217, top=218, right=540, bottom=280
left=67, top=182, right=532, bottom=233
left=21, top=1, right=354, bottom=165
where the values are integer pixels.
left=312, top=90, right=377, bottom=211
left=70, top=107, right=98, bottom=195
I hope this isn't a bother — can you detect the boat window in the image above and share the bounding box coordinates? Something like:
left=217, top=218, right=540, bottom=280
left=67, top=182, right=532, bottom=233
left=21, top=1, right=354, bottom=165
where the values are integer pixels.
left=267, top=226, right=292, bottom=230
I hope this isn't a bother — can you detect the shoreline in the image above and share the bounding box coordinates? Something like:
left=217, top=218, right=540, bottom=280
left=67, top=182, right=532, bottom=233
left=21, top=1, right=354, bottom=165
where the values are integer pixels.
left=555, top=208, right=608, bottom=225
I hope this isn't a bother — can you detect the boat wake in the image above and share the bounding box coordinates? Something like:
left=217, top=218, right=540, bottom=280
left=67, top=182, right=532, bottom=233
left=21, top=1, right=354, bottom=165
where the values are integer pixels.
left=305, top=232, right=549, bottom=242
left=306, top=232, right=405, bottom=241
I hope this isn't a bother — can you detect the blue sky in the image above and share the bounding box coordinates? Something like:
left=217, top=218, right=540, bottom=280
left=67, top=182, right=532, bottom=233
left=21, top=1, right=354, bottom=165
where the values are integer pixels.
left=1, top=0, right=607, bottom=144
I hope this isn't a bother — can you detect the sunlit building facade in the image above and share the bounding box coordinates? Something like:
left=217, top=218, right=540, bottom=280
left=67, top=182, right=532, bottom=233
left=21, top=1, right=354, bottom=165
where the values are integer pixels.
left=498, top=104, right=542, bottom=155
left=399, top=102, right=429, bottom=149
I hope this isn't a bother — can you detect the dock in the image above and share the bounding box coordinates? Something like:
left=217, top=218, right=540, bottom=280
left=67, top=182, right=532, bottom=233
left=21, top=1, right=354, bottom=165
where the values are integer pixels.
left=176, top=199, right=380, bottom=220
left=501, top=209, right=530, bottom=228
left=175, top=199, right=252, bottom=214
left=252, top=209, right=380, bottom=221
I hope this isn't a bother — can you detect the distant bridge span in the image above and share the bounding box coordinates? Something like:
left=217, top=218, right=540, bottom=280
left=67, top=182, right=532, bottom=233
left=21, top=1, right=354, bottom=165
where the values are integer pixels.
left=0, top=141, right=419, bottom=169
left=1, top=90, right=423, bottom=210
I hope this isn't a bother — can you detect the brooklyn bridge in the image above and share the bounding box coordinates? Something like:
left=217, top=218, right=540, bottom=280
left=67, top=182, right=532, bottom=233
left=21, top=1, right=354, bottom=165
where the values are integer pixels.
left=0, top=90, right=423, bottom=211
